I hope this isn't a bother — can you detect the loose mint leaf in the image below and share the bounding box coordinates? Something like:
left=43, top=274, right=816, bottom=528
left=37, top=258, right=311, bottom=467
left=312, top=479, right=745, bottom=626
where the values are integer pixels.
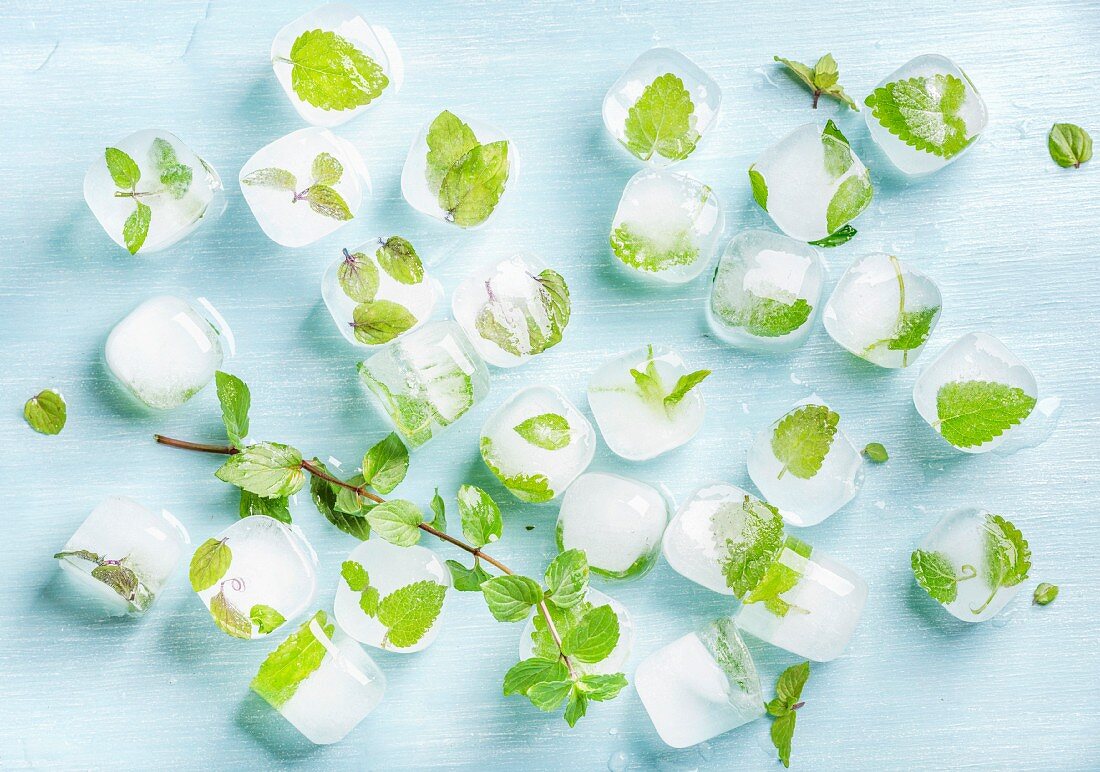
left=341, top=560, right=369, bottom=592
left=771, top=710, right=797, bottom=769
left=935, top=380, right=1036, bottom=448
left=438, top=141, right=510, bottom=228
left=250, top=604, right=286, bottom=635
left=362, top=433, right=409, bottom=494
left=481, top=575, right=543, bottom=622
left=911, top=549, right=959, bottom=604
left=480, top=437, right=555, bottom=504
left=285, top=29, right=388, bottom=111
left=773, top=56, right=815, bottom=89
left=576, top=673, right=628, bottom=701
left=527, top=679, right=573, bottom=712
left=239, top=490, right=291, bottom=523
left=1033, top=582, right=1058, bottom=606
left=622, top=72, right=700, bottom=162
left=338, top=251, right=379, bottom=303
left=90, top=563, right=139, bottom=604
left=563, top=688, right=588, bottom=727
left=242, top=167, right=297, bottom=191
left=775, top=53, right=858, bottom=111
left=251, top=611, right=335, bottom=708
left=351, top=300, right=417, bottom=346
left=611, top=222, right=699, bottom=273
left=808, top=224, right=856, bottom=247
left=190, top=538, right=232, bottom=592
left=214, top=371, right=250, bottom=447
left=775, top=660, right=810, bottom=707
left=503, top=657, right=569, bottom=696
left=446, top=559, right=492, bottom=592
left=862, top=442, right=889, bottom=463
left=105, top=147, right=140, bottom=189
left=984, top=514, right=1031, bottom=589
left=308, top=458, right=371, bottom=540
left=514, top=413, right=572, bottom=450
left=366, top=500, right=423, bottom=547
left=428, top=488, right=446, bottom=531
left=544, top=549, right=590, bottom=609
left=377, top=580, right=447, bottom=648
left=425, top=110, right=480, bottom=194
left=458, top=484, right=503, bottom=548
left=303, top=184, right=353, bottom=221
left=123, top=201, right=151, bottom=255
left=311, top=152, right=343, bottom=186
left=865, top=74, right=973, bottom=159
left=663, top=369, right=710, bottom=409
left=24, top=389, right=66, bottom=435
left=209, top=590, right=252, bottom=639
left=771, top=404, right=840, bottom=480
left=150, top=137, right=192, bottom=199
left=825, top=172, right=873, bottom=235
left=376, top=236, right=424, bottom=285
left=712, top=494, right=786, bottom=598
left=1048, top=123, right=1092, bottom=168
left=215, top=442, right=306, bottom=498
left=887, top=307, right=939, bottom=354
left=769, top=661, right=810, bottom=768
left=720, top=294, right=812, bottom=338
left=748, top=166, right=768, bottom=211
left=561, top=604, right=619, bottom=664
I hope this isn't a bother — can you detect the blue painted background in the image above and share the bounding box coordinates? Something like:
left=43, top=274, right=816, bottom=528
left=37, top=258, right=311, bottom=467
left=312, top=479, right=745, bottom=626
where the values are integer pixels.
left=2, top=1, right=1099, bottom=769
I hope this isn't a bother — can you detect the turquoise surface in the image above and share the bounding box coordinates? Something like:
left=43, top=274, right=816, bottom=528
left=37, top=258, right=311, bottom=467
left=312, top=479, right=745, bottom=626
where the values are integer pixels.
left=2, top=1, right=1099, bottom=769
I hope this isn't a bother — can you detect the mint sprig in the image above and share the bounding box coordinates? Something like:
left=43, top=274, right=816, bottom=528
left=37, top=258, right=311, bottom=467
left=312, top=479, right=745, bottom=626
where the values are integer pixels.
left=105, top=139, right=195, bottom=254
left=767, top=661, right=810, bottom=768
left=243, top=152, right=353, bottom=221
left=774, top=53, right=857, bottom=110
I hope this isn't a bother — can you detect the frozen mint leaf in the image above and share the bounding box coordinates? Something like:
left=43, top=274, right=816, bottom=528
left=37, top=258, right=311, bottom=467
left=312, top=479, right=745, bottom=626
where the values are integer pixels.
left=209, top=590, right=251, bottom=639
left=105, top=147, right=140, bottom=189
left=190, top=538, right=232, bottom=592
left=983, top=514, right=1031, bottom=590
left=366, top=500, right=423, bottom=547
left=527, top=679, right=573, bottom=712
left=561, top=604, right=619, bottom=664
left=862, top=442, right=889, bottom=463
left=1048, top=123, right=1092, bottom=168
left=425, top=110, right=480, bottom=194
left=150, top=137, right=192, bottom=199
left=514, top=413, right=571, bottom=450
left=748, top=166, right=768, bottom=211
left=825, top=172, right=873, bottom=234
left=378, top=580, right=447, bottom=648
left=303, top=184, right=353, bottom=221
left=481, top=575, right=543, bottom=622
left=808, top=224, right=856, bottom=247
left=480, top=437, right=555, bottom=504
left=772, top=404, right=840, bottom=480
left=250, top=604, right=286, bottom=635
left=238, top=490, right=291, bottom=523
left=338, top=250, right=379, bottom=303
left=544, top=549, right=589, bottom=609
left=474, top=269, right=571, bottom=358
left=911, top=549, right=961, bottom=604
left=428, top=488, right=446, bottom=531
left=91, top=563, right=139, bottom=604
left=1033, top=582, right=1058, bottom=606
left=822, top=120, right=854, bottom=179
left=629, top=367, right=665, bottom=406
left=536, top=269, right=571, bottom=347
left=745, top=536, right=811, bottom=616
left=865, top=74, right=973, bottom=158
left=503, top=657, right=569, bottom=696
left=663, top=369, right=710, bottom=409
left=252, top=611, right=334, bottom=708
left=376, top=236, right=424, bottom=285
left=446, top=559, right=491, bottom=592
left=622, top=72, right=700, bottom=162
left=341, top=560, right=369, bottom=592
left=285, top=29, right=388, bottom=111
left=54, top=549, right=102, bottom=564
left=311, top=152, right=342, bottom=186
left=362, top=432, right=409, bottom=495
left=563, top=688, right=588, bottom=727
left=611, top=222, right=699, bottom=273
left=713, top=494, right=786, bottom=598
left=935, top=380, right=1036, bottom=448
left=308, top=459, right=371, bottom=539
left=723, top=294, right=812, bottom=338
left=887, top=307, right=939, bottom=358
left=576, top=673, right=628, bottom=702
left=242, top=167, right=297, bottom=191
left=123, top=201, right=151, bottom=255
left=215, top=442, right=305, bottom=498
left=24, top=389, right=66, bottom=435
left=351, top=300, right=417, bottom=346
left=438, top=140, right=510, bottom=228
left=215, top=371, right=250, bottom=447
left=458, top=484, right=503, bottom=548
left=359, top=585, right=380, bottom=617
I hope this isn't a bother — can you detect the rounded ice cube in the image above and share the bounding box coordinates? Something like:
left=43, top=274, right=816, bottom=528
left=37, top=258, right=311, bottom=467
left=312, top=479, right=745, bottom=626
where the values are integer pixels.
left=518, top=587, right=633, bottom=675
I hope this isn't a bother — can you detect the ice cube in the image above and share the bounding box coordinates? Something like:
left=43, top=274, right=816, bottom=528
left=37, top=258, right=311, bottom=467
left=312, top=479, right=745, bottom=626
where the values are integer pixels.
left=321, top=237, right=442, bottom=348
left=912, top=333, right=1038, bottom=453
left=865, top=55, right=987, bottom=176
left=634, top=617, right=764, bottom=748
left=911, top=508, right=1030, bottom=623
left=479, top=386, right=595, bottom=503
left=105, top=295, right=231, bottom=410
left=239, top=127, right=369, bottom=247
left=518, top=586, right=633, bottom=675
left=83, top=129, right=223, bottom=255
left=707, top=229, right=825, bottom=352
left=823, top=253, right=942, bottom=368
left=54, top=496, right=190, bottom=615
left=333, top=539, right=450, bottom=653
left=452, top=254, right=571, bottom=367
left=610, top=169, right=724, bottom=283
left=400, top=110, right=516, bottom=229
left=252, top=610, right=385, bottom=744
left=271, top=3, right=403, bottom=127
left=747, top=399, right=863, bottom=526
left=602, top=47, right=721, bottom=167
left=191, top=515, right=318, bottom=639
left=357, top=321, right=490, bottom=448
left=662, top=483, right=760, bottom=595
left=555, top=472, right=668, bottom=580
left=749, top=122, right=873, bottom=243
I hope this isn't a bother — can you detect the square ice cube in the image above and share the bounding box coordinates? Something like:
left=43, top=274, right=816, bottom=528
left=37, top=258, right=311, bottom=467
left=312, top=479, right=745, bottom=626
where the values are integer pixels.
left=555, top=472, right=668, bottom=580
left=519, top=587, right=632, bottom=675
left=747, top=399, right=863, bottom=526
left=749, top=122, right=873, bottom=243
left=54, top=496, right=190, bottom=615
left=911, top=508, right=1030, bottom=623
left=83, top=129, right=223, bottom=255
left=321, top=236, right=442, bottom=348
left=271, top=3, right=403, bottom=127
left=635, top=617, right=764, bottom=748
left=191, top=515, right=318, bottom=639
left=400, top=110, right=516, bottom=229
left=707, top=229, right=824, bottom=352
left=479, top=386, right=595, bottom=503
left=865, top=55, right=987, bottom=176
left=610, top=169, right=724, bottom=283
left=824, top=253, right=942, bottom=368
left=587, top=344, right=707, bottom=461
left=357, top=321, right=491, bottom=448
left=912, top=333, right=1038, bottom=453
left=240, top=127, right=369, bottom=247
left=252, top=610, right=385, bottom=744
left=452, top=254, right=571, bottom=367
left=602, top=47, right=721, bottom=167
left=105, top=295, right=231, bottom=410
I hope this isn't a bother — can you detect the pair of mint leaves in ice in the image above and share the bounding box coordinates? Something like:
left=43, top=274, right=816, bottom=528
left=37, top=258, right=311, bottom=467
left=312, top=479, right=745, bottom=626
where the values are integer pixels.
left=190, top=537, right=286, bottom=638
left=475, top=269, right=571, bottom=357
left=338, top=237, right=426, bottom=345
left=933, top=380, right=1036, bottom=449
left=610, top=186, right=712, bottom=273
left=53, top=549, right=152, bottom=612
left=628, top=344, right=711, bottom=414
left=480, top=412, right=574, bottom=504
left=24, top=389, right=67, bottom=435
left=424, top=110, right=510, bottom=227
left=243, top=151, right=354, bottom=221
left=340, top=560, right=446, bottom=649
left=861, top=255, right=939, bottom=367
left=278, top=29, right=389, bottom=112
left=105, top=138, right=195, bottom=254
left=621, top=72, right=700, bottom=163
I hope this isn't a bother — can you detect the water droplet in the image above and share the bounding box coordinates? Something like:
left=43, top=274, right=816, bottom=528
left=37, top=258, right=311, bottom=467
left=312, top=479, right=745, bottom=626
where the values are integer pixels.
left=608, top=727, right=619, bottom=736
left=607, top=750, right=630, bottom=771
left=874, top=500, right=886, bottom=510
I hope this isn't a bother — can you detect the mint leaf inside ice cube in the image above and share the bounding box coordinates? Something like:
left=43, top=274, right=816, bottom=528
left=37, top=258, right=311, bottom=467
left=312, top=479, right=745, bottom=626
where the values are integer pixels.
left=252, top=611, right=334, bottom=707
left=934, top=380, right=1036, bottom=448
left=513, top=413, right=571, bottom=450
left=378, top=580, right=447, bottom=648
left=771, top=404, right=839, bottom=480
left=865, top=73, right=974, bottom=159
left=622, top=73, right=700, bottom=162
left=284, top=29, right=389, bottom=112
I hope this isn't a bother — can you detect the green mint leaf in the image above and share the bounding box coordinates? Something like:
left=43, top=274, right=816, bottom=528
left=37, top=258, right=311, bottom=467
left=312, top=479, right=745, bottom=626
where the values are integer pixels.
left=214, top=371, right=250, bottom=447
left=362, top=433, right=409, bottom=494
left=561, top=604, right=619, bottom=663
left=825, top=172, right=873, bottom=234
left=934, top=380, right=1036, bottom=448
left=503, top=657, right=569, bottom=696
left=822, top=122, right=854, bottom=179
left=887, top=307, right=939, bottom=354
left=308, top=458, right=371, bottom=540
left=983, top=514, right=1031, bottom=590
left=376, top=236, right=424, bottom=285
left=24, top=389, right=66, bottom=435
left=812, top=53, right=839, bottom=89
left=251, top=611, right=334, bottom=708
left=359, top=585, right=381, bottom=617
left=150, top=137, right=192, bottom=199
left=773, top=56, right=815, bottom=90
left=480, top=436, right=555, bottom=503
left=611, top=222, right=699, bottom=273
left=722, top=294, right=812, bottom=338
left=377, top=580, right=447, bottom=648
left=311, top=152, right=343, bottom=186
left=766, top=697, right=790, bottom=717
left=911, top=549, right=960, bottom=604
left=474, top=269, right=571, bottom=358
left=351, top=300, right=417, bottom=345
left=745, top=536, right=811, bottom=615
left=663, top=369, right=710, bottom=409
left=189, top=538, right=232, bottom=592
left=514, top=413, right=571, bottom=450
left=238, top=490, right=291, bottom=523
left=1048, top=123, right=1092, bottom=168
left=1033, top=582, right=1058, bottom=606
left=303, top=184, right=353, bottom=221
left=338, top=250, right=379, bottom=302
left=865, top=74, right=973, bottom=158
left=771, top=710, right=797, bottom=769
left=544, top=549, right=590, bottom=609
left=105, top=147, right=140, bottom=189
left=458, top=484, right=503, bottom=549
left=771, top=404, right=840, bottom=480
left=563, top=687, right=588, bottom=727
left=428, top=488, right=446, bottom=531
left=527, top=679, right=573, bottom=712
left=536, top=269, right=571, bottom=347
left=773, top=55, right=857, bottom=111
left=123, top=200, right=151, bottom=255
left=90, top=563, right=140, bottom=605
left=242, top=167, right=297, bottom=191
left=446, top=559, right=492, bottom=592
left=215, top=442, right=306, bottom=498
left=862, top=442, right=889, bottom=463
left=748, top=166, right=768, bottom=211
left=54, top=549, right=102, bottom=564
left=425, top=110, right=480, bottom=194
left=209, top=590, right=252, bottom=639
left=366, top=499, right=423, bottom=547
left=775, top=660, right=810, bottom=707
left=808, top=224, right=856, bottom=247
left=250, top=604, right=286, bottom=635
left=629, top=366, right=665, bottom=406
left=341, top=560, right=369, bottom=592
left=576, top=673, right=628, bottom=702
left=622, top=72, right=700, bottom=162
left=529, top=600, right=588, bottom=660
left=438, top=141, right=510, bottom=228
left=286, top=29, right=388, bottom=111
left=481, top=575, right=543, bottom=622
left=713, top=493, right=786, bottom=598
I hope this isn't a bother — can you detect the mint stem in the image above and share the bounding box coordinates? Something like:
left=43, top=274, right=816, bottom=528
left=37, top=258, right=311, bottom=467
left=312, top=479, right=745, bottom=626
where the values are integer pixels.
left=812, top=91, right=820, bottom=109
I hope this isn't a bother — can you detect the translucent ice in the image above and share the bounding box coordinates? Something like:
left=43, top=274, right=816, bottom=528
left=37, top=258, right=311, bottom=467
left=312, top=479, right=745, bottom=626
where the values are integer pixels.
left=610, top=169, right=724, bottom=283
left=191, top=515, right=318, bottom=639
left=105, top=295, right=231, bottom=410
left=54, top=496, right=189, bottom=615
left=635, top=617, right=764, bottom=748
left=271, top=3, right=403, bottom=127
left=321, top=236, right=442, bottom=348
left=823, top=253, right=942, bottom=368
left=865, top=55, right=987, bottom=176
left=749, top=122, right=873, bottom=243
left=357, top=321, right=490, bottom=448
left=707, top=229, right=824, bottom=352
left=252, top=610, right=385, bottom=744
left=240, top=127, right=369, bottom=247
left=587, top=344, right=707, bottom=461
left=519, top=587, right=633, bottom=675
left=662, top=483, right=759, bottom=595
left=479, top=386, right=595, bottom=503
left=556, top=472, right=668, bottom=580
left=912, top=333, right=1037, bottom=453
left=83, top=129, right=222, bottom=255
left=452, top=254, right=571, bottom=367
left=602, top=47, right=721, bottom=167
left=747, top=399, right=863, bottom=526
